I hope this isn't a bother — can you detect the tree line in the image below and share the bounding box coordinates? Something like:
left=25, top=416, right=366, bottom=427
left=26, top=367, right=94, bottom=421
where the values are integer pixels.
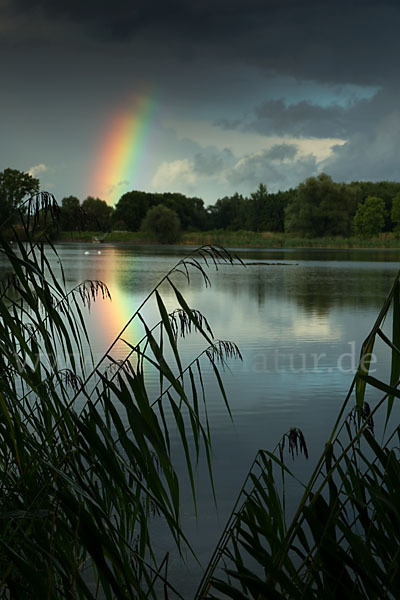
left=2, top=167, right=400, bottom=239
left=53, top=175, right=400, bottom=238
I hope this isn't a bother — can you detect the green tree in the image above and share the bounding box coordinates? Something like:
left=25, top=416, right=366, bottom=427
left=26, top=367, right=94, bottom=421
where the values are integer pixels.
left=259, top=188, right=293, bottom=232
left=285, top=173, right=355, bottom=237
left=351, top=180, right=400, bottom=230
left=141, top=204, right=181, bottom=244
left=113, top=191, right=154, bottom=231
left=60, top=196, right=81, bottom=231
left=113, top=191, right=208, bottom=232
left=207, top=193, right=249, bottom=230
left=353, top=196, right=387, bottom=236
left=391, top=192, right=400, bottom=231
left=160, top=192, right=208, bottom=231
left=0, top=195, right=241, bottom=597
left=0, top=168, right=40, bottom=224
left=250, top=183, right=269, bottom=232
left=81, top=196, right=113, bottom=231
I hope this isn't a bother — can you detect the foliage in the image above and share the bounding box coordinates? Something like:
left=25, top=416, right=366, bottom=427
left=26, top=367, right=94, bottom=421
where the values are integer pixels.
left=262, top=189, right=292, bottom=232
left=204, top=178, right=400, bottom=237
left=249, top=183, right=269, bottom=232
left=391, top=192, right=400, bottom=231
left=0, top=168, right=40, bottom=225
left=351, top=180, right=400, bottom=231
left=56, top=177, right=400, bottom=239
left=353, top=195, right=387, bottom=236
left=141, top=204, right=182, bottom=244
left=206, top=186, right=288, bottom=233
left=113, top=191, right=208, bottom=233
left=181, top=230, right=400, bottom=249
left=113, top=190, right=153, bottom=231
left=3, top=189, right=400, bottom=598
left=160, top=192, right=207, bottom=231
left=207, top=193, right=250, bottom=231
left=197, top=270, right=400, bottom=599
left=60, top=196, right=82, bottom=231
left=285, top=173, right=357, bottom=237
left=81, top=196, right=113, bottom=231
left=0, top=195, right=243, bottom=598
left=112, top=219, right=129, bottom=231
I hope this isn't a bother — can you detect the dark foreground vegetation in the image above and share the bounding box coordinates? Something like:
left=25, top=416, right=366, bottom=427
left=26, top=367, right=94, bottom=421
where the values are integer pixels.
left=1, top=191, right=400, bottom=598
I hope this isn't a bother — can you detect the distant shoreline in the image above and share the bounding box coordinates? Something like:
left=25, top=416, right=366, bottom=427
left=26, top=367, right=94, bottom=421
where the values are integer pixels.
left=55, top=230, right=400, bottom=250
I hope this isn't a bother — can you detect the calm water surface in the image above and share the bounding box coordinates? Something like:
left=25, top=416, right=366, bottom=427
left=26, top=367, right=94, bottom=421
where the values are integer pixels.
left=17, top=244, right=400, bottom=595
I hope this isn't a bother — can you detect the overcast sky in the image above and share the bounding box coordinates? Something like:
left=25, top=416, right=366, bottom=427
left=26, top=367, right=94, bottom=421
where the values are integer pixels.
left=1, top=0, right=399, bottom=205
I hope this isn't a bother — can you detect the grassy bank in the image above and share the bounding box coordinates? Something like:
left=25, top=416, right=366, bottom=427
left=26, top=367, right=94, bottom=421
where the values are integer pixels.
left=181, top=230, right=400, bottom=248
left=56, top=229, right=400, bottom=248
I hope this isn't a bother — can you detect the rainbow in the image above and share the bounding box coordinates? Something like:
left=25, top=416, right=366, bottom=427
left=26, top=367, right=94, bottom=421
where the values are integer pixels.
left=89, top=247, right=141, bottom=360
left=91, top=94, right=156, bottom=205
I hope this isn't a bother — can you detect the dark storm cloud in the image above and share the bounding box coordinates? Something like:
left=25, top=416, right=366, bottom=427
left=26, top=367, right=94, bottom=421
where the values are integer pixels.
left=216, top=118, right=244, bottom=131
left=323, top=108, right=400, bottom=183
left=192, top=148, right=234, bottom=176
left=216, top=100, right=350, bottom=139
left=263, top=144, right=298, bottom=161
left=216, top=87, right=400, bottom=140
left=9, top=0, right=272, bottom=41
left=253, top=100, right=348, bottom=138
left=227, top=148, right=316, bottom=190
left=192, top=152, right=224, bottom=176
left=3, top=0, right=400, bottom=197
left=7, top=0, right=400, bottom=85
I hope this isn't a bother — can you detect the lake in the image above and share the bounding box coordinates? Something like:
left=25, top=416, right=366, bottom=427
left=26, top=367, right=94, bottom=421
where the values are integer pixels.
left=17, top=243, right=400, bottom=595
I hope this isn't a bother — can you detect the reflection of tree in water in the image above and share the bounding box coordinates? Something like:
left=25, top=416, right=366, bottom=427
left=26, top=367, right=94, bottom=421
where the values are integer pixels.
left=236, top=247, right=400, bottom=264
left=79, top=247, right=400, bottom=311
left=216, top=267, right=273, bottom=308
left=64, top=243, right=400, bottom=319
left=291, top=267, right=397, bottom=316
left=212, top=262, right=399, bottom=316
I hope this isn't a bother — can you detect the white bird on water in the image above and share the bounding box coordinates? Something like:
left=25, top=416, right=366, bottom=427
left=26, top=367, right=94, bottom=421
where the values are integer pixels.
left=84, top=251, right=90, bottom=255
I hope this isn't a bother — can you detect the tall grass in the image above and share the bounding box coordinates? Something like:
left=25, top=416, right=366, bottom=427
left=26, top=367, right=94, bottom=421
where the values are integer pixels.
left=196, top=271, right=400, bottom=598
left=182, top=230, right=400, bottom=249
left=0, top=195, right=242, bottom=598
left=2, top=194, right=400, bottom=598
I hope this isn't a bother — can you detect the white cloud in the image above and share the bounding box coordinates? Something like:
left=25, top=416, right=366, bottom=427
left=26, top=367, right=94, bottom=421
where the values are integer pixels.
left=151, top=159, right=199, bottom=190
left=164, top=117, right=345, bottom=163
left=28, top=163, right=47, bottom=177
left=150, top=141, right=320, bottom=199
left=225, top=149, right=318, bottom=190
left=150, top=117, right=346, bottom=201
